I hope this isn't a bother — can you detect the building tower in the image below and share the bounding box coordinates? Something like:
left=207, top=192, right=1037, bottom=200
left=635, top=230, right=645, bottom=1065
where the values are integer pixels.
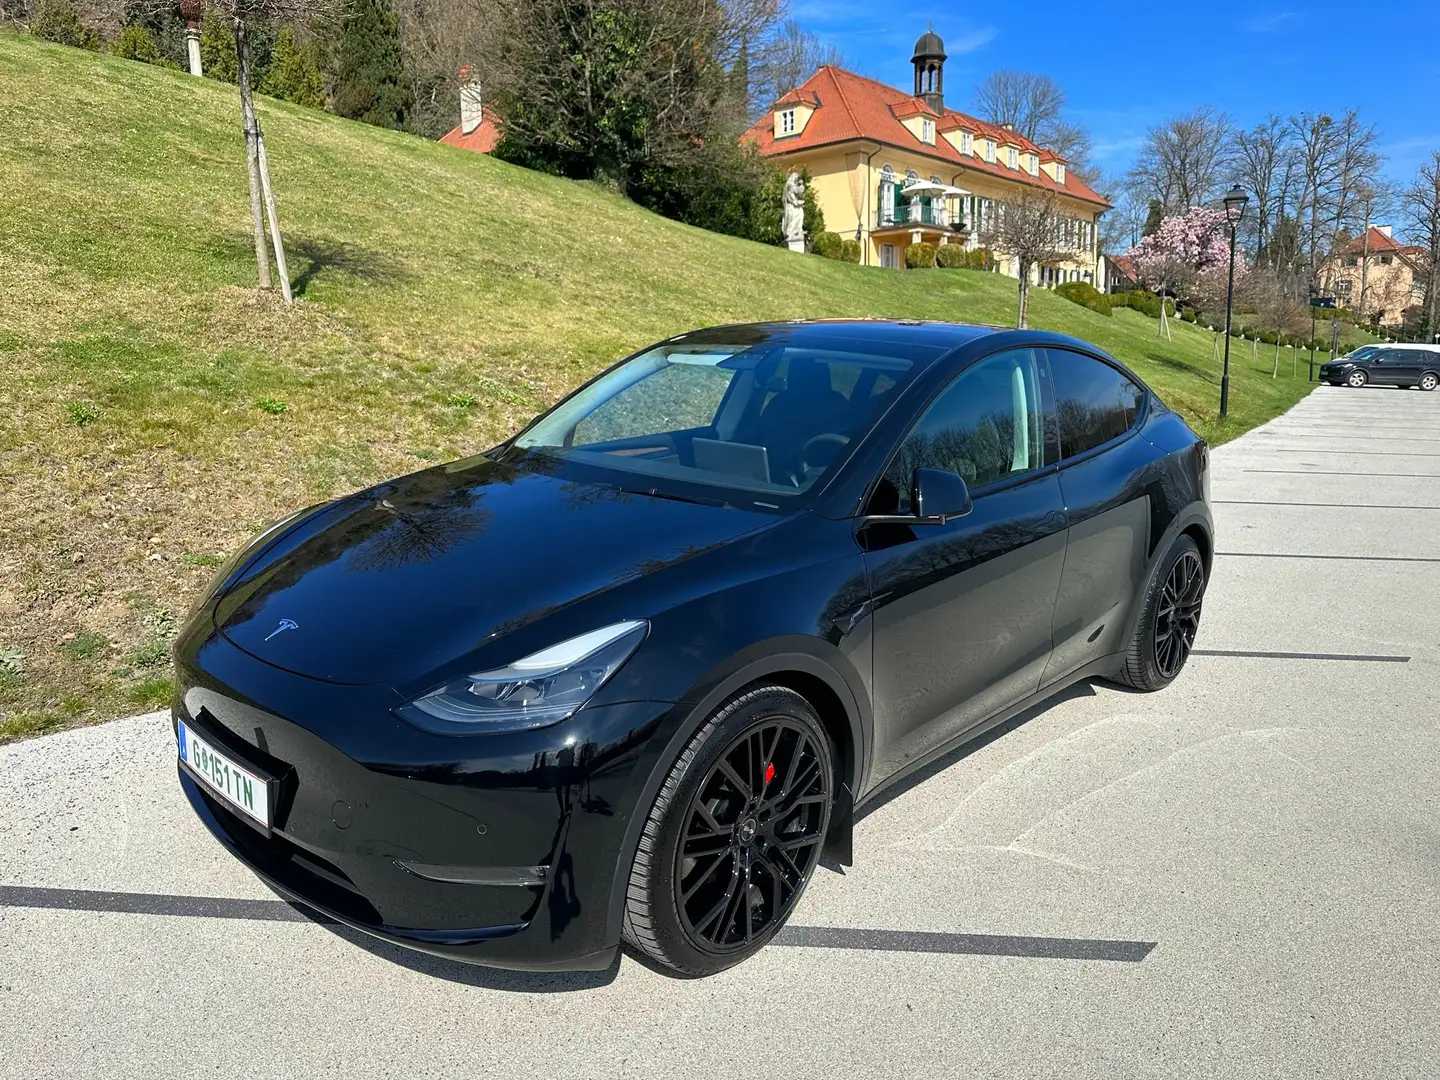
left=912, top=26, right=946, bottom=113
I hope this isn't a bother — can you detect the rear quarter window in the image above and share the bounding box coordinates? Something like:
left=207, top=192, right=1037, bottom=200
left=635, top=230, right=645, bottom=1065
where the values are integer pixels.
left=1046, top=348, right=1146, bottom=459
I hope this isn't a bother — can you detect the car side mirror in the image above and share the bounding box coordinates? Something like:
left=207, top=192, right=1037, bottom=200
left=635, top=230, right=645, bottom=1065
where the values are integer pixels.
left=912, top=467, right=973, bottom=523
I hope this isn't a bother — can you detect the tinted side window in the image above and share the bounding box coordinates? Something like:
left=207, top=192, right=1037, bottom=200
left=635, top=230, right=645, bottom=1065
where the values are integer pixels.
left=1047, top=349, right=1145, bottom=459
left=879, top=349, right=1045, bottom=512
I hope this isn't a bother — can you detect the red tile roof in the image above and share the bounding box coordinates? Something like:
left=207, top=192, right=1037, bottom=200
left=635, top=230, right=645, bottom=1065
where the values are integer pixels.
left=775, top=87, right=822, bottom=108
left=439, top=113, right=502, bottom=154
left=1339, top=226, right=1407, bottom=255
left=743, top=66, right=1109, bottom=209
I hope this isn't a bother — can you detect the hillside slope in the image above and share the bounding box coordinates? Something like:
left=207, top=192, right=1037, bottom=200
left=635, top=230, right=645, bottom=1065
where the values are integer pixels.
left=0, top=34, right=1315, bottom=735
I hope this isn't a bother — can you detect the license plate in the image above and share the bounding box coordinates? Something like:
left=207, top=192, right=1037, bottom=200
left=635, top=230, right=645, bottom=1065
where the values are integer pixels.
left=177, top=720, right=272, bottom=828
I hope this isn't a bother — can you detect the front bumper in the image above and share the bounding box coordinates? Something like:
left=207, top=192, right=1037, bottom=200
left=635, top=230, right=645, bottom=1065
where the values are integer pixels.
left=173, top=623, right=674, bottom=970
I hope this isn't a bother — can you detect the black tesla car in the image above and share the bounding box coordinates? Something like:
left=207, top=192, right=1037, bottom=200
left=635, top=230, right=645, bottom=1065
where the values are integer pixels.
left=1319, top=345, right=1440, bottom=389
left=173, top=320, right=1212, bottom=976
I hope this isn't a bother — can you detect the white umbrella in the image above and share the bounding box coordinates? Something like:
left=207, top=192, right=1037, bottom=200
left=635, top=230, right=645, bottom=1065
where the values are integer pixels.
left=900, top=180, right=948, bottom=195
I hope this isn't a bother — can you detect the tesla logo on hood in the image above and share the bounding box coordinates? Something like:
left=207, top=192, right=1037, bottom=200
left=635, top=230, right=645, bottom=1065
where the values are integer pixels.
left=264, top=618, right=299, bottom=642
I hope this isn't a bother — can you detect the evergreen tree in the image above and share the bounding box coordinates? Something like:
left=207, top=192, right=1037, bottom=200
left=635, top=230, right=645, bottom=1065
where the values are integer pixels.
left=31, top=0, right=99, bottom=49
left=331, top=0, right=411, bottom=130
left=260, top=26, right=325, bottom=107
left=112, top=25, right=182, bottom=68
left=199, top=8, right=239, bottom=83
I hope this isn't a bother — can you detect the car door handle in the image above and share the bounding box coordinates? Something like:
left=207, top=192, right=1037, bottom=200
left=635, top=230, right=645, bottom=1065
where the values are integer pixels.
left=1045, top=511, right=1067, bottom=528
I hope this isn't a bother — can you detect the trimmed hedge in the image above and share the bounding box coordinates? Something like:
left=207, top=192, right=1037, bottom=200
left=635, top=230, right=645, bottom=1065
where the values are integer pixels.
left=905, top=242, right=936, bottom=269
left=812, top=231, right=844, bottom=260
left=839, top=239, right=862, bottom=264
left=1055, top=280, right=1111, bottom=316
left=934, top=244, right=967, bottom=269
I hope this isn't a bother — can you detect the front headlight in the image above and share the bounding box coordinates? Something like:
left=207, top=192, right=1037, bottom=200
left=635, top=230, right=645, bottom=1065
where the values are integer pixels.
left=396, top=620, right=649, bottom=734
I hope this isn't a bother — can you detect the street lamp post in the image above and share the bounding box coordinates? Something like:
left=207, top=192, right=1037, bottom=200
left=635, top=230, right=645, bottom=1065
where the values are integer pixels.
left=1219, top=184, right=1249, bottom=420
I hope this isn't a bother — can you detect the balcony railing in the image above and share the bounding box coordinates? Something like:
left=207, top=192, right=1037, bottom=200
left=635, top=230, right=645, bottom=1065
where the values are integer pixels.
left=878, top=199, right=965, bottom=230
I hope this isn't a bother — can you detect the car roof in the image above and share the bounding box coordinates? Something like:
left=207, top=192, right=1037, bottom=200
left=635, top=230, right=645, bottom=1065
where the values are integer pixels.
left=663, top=320, right=1116, bottom=372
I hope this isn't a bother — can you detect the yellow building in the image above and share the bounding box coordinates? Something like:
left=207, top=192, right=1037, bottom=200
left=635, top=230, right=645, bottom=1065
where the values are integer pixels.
left=742, top=30, right=1111, bottom=279
left=1323, top=225, right=1428, bottom=328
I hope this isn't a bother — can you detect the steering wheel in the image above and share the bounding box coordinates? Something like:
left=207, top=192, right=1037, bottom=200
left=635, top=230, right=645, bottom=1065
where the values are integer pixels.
left=798, top=433, right=850, bottom=478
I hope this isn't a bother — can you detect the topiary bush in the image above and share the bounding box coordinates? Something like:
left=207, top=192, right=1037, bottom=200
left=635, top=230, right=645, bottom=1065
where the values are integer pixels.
left=1180, top=307, right=1198, bottom=323
left=905, top=242, right=936, bottom=269
left=839, top=239, right=862, bottom=264
left=934, top=244, right=968, bottom=269
left=812, top=231, right=845, bottom=260
left=1055, top=280, right=1112, bottom=316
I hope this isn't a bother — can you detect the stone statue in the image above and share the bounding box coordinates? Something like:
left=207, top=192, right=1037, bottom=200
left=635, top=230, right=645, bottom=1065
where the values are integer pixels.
left=782, top=171, right=805, bottom=251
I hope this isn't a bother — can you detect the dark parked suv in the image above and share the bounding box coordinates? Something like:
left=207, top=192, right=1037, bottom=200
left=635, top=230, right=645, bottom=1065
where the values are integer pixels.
left=1320, top=346, right=1440, bottom=390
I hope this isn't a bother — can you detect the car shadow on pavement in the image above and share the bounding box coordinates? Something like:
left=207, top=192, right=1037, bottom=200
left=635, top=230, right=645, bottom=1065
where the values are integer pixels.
left=297, top=907, right=623, bottom=992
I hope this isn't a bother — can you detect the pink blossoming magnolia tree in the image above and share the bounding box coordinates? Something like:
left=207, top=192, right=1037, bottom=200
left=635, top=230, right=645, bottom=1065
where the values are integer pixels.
left=1127, top=205, right=1244, bottom=312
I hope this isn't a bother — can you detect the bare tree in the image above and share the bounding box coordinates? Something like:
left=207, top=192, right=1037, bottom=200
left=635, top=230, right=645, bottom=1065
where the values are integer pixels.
left=1127, top=107, right=1231, bottom=212
left=971, top=69, right=1094, bottom=180
left=1231, top=115, right=1293, bottom=262
left=749, top=18, right=842, bottom=114
left=1402, top=152, right=1440, bottom=341
left=165, top=0, right=346, bottom=301
left=392, top=0, right=498, bottom=138
left=979, top=190, right=1066, bottom=328
left=972, top=70, right=1064, bottom=143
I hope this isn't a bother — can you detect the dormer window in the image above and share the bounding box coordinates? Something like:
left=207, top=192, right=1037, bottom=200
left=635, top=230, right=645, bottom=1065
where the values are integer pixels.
left=984, top=140, right=995, bottom=163
left=961, top=131, right=972, bottom=154
left=1008, top=147, right=1018, bottom=169
left=1026, top=153, right=1038, bottom=175
left=1056, top=163, right=1066, bottom=184
left=778, top=109, right=796, bottom=137
left=921, top=118, right=935, bottom=144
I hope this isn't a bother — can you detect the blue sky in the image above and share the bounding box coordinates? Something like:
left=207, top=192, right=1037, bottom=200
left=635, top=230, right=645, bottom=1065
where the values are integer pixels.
left=793, top=0, right=1440, bottom=188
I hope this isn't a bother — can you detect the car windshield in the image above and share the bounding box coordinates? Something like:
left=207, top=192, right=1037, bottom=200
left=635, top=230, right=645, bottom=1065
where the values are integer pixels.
left=511, top=339, right=919, bottom=506
left=1346, top=346, right=1381, bottom=361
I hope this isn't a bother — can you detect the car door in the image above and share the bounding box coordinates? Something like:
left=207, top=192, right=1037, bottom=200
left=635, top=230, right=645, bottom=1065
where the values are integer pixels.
left=861, top=347, right=1068, bottom=788
left=1386, top=350, right=1425, bottom=386
left=1365, top=349, right=1404, bottom=385
left=1041, top=347, right=1156, bottom=685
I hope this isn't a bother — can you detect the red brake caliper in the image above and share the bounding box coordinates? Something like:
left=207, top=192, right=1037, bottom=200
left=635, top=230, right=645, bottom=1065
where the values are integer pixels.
left=763, top=762, right=776, bottom=786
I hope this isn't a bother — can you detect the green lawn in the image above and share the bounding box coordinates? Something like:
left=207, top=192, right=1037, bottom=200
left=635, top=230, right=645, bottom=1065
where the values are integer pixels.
left=0, top=33, right=1325, bottom=739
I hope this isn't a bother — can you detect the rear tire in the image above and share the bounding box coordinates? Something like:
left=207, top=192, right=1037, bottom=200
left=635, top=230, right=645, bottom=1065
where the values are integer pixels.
left=1421, top=372, right=1439, bottom=392
left=1118, top=535, right=1206, bottom=692
left=1347, top=370, right=1368, bottom=387
left=621, top=685, right=833, bottom=976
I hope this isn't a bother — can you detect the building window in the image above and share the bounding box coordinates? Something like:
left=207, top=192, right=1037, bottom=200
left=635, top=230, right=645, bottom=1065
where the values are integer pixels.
left=961, top=131, right=973, bottom=154
left=1057, top=164, right=1066, bottom=184
left=984, top=140, right=995, bottom=163
left=921, top=118, right=935, bottom=144
left=1026, top=153, right=1038, bottom=175
left=1345, top=256, right=1358, bottom=267
left=1380, top=254, right=1393, bottom=265
left=878, top=164, right=896, bottom=226
left=778, top=109, right=796, bottom=136
left=880, top=244, right=898, bottom=269
left=1008, top=147, right=1018, bottom=169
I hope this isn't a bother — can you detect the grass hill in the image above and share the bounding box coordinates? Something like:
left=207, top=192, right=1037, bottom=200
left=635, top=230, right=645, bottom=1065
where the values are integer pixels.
left=0, top=33, right=1324, bottom=738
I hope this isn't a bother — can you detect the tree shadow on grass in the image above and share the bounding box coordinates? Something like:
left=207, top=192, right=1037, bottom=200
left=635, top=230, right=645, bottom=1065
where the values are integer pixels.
left=1141, top=347, right=1214, bottom=382
left=286, top=236, right=407, bottom=297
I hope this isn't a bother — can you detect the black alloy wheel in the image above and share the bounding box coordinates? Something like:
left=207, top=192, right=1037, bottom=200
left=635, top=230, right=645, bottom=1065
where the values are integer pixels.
left=622, top=685, right=833, bottom=975
left=1117, top=534, right=1206, bottom=692
left=674, top=719, right=829, bottom=953
left=1154, top=549, right=1204, bottom=679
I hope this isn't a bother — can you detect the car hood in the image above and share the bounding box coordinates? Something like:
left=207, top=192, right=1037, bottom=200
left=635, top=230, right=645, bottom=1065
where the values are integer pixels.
left=213, top=452, right=778, bottom=686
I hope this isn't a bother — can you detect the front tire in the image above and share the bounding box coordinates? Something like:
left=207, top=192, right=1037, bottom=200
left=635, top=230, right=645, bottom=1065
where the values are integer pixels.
left=1118, top=535, right=1206, bottom=692
left=1347, top=370, right=1368, bottom=387
left=1421, top=372, right=1439, bottom=392
left=622, top=685, right=833, bottom=976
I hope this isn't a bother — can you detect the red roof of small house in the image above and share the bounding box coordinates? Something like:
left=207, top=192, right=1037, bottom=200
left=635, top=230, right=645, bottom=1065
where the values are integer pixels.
left=1107, top=253, right=1138, bottom=279
left=742, top=65, right=1109, bottom=209
left=440, top=112, right=502, bottom=154
left=1339, top=226, right=1406, bottom=255
left=775, top=87, right=822, bottom=108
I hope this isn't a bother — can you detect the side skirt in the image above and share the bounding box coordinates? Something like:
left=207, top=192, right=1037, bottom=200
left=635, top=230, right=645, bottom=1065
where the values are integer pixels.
left=852, top=652, right=1126, bottom=814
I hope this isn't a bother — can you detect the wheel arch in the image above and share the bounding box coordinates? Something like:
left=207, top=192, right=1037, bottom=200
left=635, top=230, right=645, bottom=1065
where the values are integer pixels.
left=600, top=637, right=869, bottom=948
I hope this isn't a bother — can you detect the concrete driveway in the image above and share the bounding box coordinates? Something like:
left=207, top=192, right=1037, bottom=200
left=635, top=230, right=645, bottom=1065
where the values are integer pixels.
left=3, top=383, right=1438, bottom=1079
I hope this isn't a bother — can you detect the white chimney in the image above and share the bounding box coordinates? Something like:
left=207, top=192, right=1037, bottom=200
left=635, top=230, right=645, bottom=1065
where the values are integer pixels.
left=459, top=66, right=483, bottom=136
left=1375, top=224, right=1393, bottom=239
